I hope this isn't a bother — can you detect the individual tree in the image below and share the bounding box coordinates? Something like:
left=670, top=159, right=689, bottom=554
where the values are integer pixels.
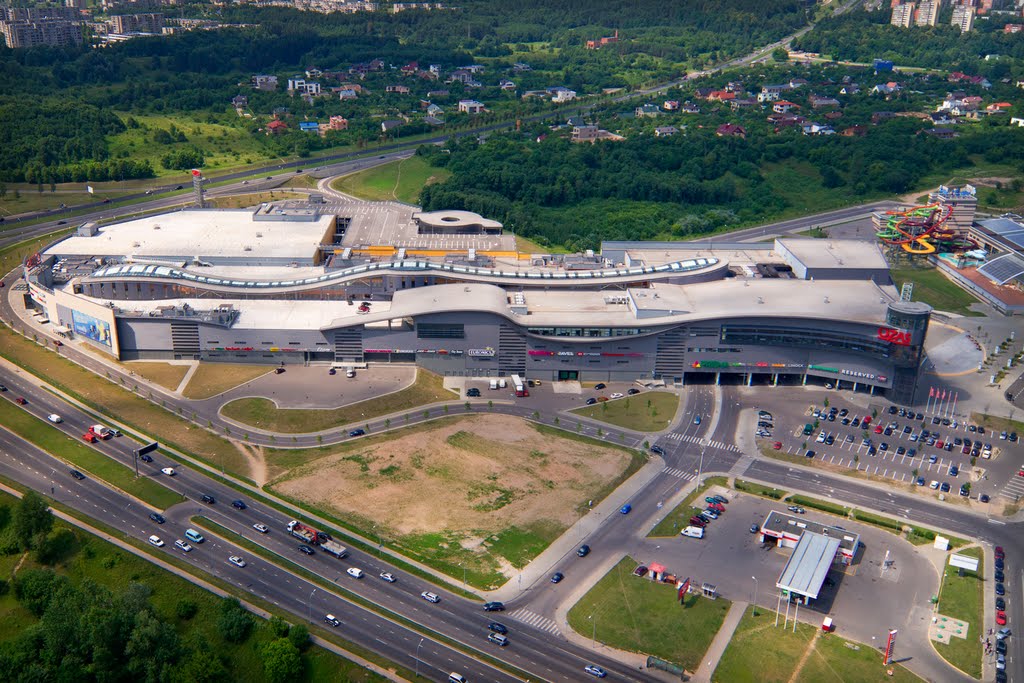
left=772, top=47, right=788, bottom=62
left=287, top=623, right=310, bottom=652
left=217, top=597, right=254, bottom=643
left=35, top=527, right=75, bottom=565
left=14, top=568, right=67, bottom=616
left=262, top=638, right=302, bottom=683
left=126, top=609, right=181, bottom=682
left=13, top=491, right=53, bottom=549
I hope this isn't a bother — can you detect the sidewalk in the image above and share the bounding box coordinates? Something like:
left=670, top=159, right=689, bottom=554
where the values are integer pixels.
left=689, top=600, right=748, bottom=683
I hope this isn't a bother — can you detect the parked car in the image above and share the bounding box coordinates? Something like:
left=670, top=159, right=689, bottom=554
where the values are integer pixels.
left=594, top=383, right=606, bottom=390
left=585, top=397, right=598, bottom=405
left=750, top=524, right=760, bottom=534
left=787, top=506, right=805, bottom=514
left=467, top=388, right=481, bottom=397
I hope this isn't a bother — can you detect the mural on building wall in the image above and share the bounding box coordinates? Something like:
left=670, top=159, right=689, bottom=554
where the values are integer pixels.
left=71, top=310, right=112, bottom=347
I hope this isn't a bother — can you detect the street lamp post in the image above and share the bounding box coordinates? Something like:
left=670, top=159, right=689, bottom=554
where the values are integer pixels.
left=415, top=637, right=424, bottom=678
left=307, top=587, right=317, bottom=624
left=589, top=614, right=596, bottom=649
left=751, top=576, right=758, bottom=617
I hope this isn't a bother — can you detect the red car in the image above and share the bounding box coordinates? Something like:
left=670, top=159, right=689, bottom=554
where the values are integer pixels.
left=773, top=441, right=782, bottom=450
left=15, top=397, right=27, bottom=405
left=996, top=611, right=1007, bottom=626
left=82, top=432, right=97, bottom=443
left=995, top=546, right=1005, bottom=560
left=862, top=416, right=872, bottom=425
left=708, top=502, right=725, bottom=512
left=874, top=425, right=884, bottom=434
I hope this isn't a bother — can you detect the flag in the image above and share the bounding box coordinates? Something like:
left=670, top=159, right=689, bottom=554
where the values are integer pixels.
left=86, top=185, right=94, bottom=194
left=929, top=387, right=935, bottom=398
left=941, top=390, right=947, bottom=400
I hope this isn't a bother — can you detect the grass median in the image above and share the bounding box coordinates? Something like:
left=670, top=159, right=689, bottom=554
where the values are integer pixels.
left=648, top=476, right=728, bottom=537
left=220, top=369, right=455, bottom=434
left=934, top=546, right=983, bottom=678
left=733, top=479, right=786, bottom=499
left=0, top=400, right=181, bottom=509
left=331, top=155, right=450, bottom=203
left=570, top=391, right=679, bottom=432
left=567, top=556, right=730, bottom=672
left=182, top=362, right=270, bottom=399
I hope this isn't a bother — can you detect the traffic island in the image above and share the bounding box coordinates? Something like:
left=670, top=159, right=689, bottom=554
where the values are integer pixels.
left=566, top=556, right=730, bottom=674
left=931, top=546, right=983, bottom=678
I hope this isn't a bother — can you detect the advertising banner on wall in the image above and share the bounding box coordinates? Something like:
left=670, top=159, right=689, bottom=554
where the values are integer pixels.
left=71, top=310, right=112, bottom=347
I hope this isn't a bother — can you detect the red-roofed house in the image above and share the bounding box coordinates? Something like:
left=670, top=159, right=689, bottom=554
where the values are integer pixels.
left=708, top=90, right=736, bottom=102
left=716, top=123, right=746, bottom=138
left=266, top=119, right=288, bottom=135
left=773, top=100, right=799, bottom=113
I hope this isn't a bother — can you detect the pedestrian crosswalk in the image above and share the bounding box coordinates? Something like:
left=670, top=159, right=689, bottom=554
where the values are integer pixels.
left=662, top=432, right=740, bottom=453
left=509, top=608, right=560, bottom=635
left=662, top=467, right=696, bottom=481
left=1001, top=473, right=1024, bottom=500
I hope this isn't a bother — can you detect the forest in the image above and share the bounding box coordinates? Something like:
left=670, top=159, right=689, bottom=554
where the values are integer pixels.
left=0, top=0, right=808, bottom=183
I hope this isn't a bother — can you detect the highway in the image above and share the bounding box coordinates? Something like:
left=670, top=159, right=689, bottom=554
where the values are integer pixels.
left=0, top=367, right=651, bottom=683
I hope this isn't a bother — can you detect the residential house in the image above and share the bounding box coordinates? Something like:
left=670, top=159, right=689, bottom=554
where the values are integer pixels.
left=449, top=69, right=473, bottom=84
left=773, top=100, right=798, bottom=114
left=840, top=125, right=868, bottom=137
left=802, top=122, right=835, bottom=136
left=463, top=64, right=485, bottom=74
left=839, top=84, right=860, bottom=95
left=948, top=72, right=990, bottom=88
left=663, top=100, right=680, bottom=111
left=716, top=123, right=746, bottom=138
left=571, top=125, right=624, bottom=143
left=231, top=94, right=248, bottom=109
left=871, top=82, right=901, bottom=97
left=400, top=61, right=418, bottom=76
left=458, top=99, right=485, bottom=114
left=381, top=120, right=403, bottom=133
left=252, top=74, right=278, bottom=91
left=986, top=102, right=1012, bottom=114
left=680, top=102, right=701, bottom=114
left=551, top=88, right=577, bottom=103
left=424, top=116, right=444, bottom=126
left=1010, top=117, right=1024, bottom=127
left=427, top=89, right=450, bottom=99
left=930, top=112, right=955, bottom=126
left=521, top=90, right=549, bottom=100
left=1005, top=24, right=1023, bottom=34
left=724, top=81, right=745, bottom=93
left=566, top=116, right=586, bottom=127
left=654, top=126, right=679, bottom=137
left=824, top=111, right=843, bottom=122
left=871, top=111, right=896, bottom=124
left=266, top=119, right=288, bottom=135
left=708, top=90, right=736, bottom=102
left=328, top=116, right=349, bottom=131
left=730, top=98, right=757, bottom=111
left=924, top=128, right=957, bottom=139
left=304, top=68, right=322, bottom=78
left=299, top=121, right=320, bottom=133
left=809, top=94, right=840, bottom=109
left=287, top=78, right=321, bottom=96
left=694, top=87, right=715, bottom=100
left=426, top=103, right=443, bottom=117
left=512, top=62, right=532, bottom=72
left=758, top=84, right=789, bottom=102
left=635, top=104, right=660, bottom=118
left=499, top=79, right=516, bottom=91
left=338, top=89, right=358, bottom=100
left=386, top=85, right=411, bottom=94
left=789, top=78, right=808, bottom=89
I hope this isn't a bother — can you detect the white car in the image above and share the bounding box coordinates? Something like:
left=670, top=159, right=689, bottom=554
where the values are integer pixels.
left=421, top=591, right=440, bottom=603
left=929, top=480, right=940, bottom=489
left=160, top=467, right=176, bottom=476
left=47, top=414, right=62, bottom=423
left=609, top=392, right=624, bottom=400
left=228, top=555, right=247, bottom=567
left=252, top=523, right=269, bottom=533
left=379, top=572, right=397, bottom=583
left=174, top=539, right=192, bottom=552
left=347, top=567, right=364, bottom=579
left=148, top=535, right=164, bottom=547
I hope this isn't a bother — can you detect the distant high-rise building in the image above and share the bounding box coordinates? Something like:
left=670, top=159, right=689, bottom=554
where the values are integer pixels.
left=0, top=18, right=82, bottom=48
left=915, top=0, right=939, bottom=25
left=951, top=4, right=976, bottom=31
left=109, top=13, right=164, bottom=34
left=891, top=3, right=915, bottom=26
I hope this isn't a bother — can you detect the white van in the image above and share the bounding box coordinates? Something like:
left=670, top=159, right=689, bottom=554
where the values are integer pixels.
left=184, top=528, right=205, bottom=544
left=498, top=378, right=507, bottom=389
left=448, top=674, right=466, bottom=683
left=681, top=525, right=705, bottom=539
left=489, top=379, right=498, bottom=390
left=487, top=632, right=508, bottom=646
left=347, top=567, right=364, bottom=579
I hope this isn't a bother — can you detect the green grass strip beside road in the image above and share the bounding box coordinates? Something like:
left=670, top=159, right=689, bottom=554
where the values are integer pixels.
left=733, top=479, right=786, bottom=499
left=934, top=546, right=983, bottom=678
left=0, top=399, right=181, bottom=509
left=194, top=517, right=533, bottom=683
left=567, top=556, right=731, bottom=672
left=784, top=494, right=851, bottom=518
left=648, top=476, right=728, bottom=537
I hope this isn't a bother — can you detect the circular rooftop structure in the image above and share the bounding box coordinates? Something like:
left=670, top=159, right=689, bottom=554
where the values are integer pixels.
left=412, top=210, right=503, bottom=235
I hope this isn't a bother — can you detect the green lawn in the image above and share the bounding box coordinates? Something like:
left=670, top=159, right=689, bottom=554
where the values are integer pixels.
left=182, top=362, right=270, bottom=399
left=934, top=546, right=983, bottom=678
left=220, top=369, right=456, bottom=434
left=0, top=400, right=181, bottom=509
left=889, top=264, right=983, bottom=317
left=795, top=630, right=923, bottom=683
left=332, top=155, right=451, bottom=204
left=208, top=190, right=307, bottom=209
left=713, top=612, right=817, bottom=683
left=123, top=361, right=190, bottom=391
left=571, top=391, right=679, bottom=432
left=567, top=557, right=731, bottom=671
left=648, top=476, right=728, bottom=537
left=0, top=490, right=386, bottom=683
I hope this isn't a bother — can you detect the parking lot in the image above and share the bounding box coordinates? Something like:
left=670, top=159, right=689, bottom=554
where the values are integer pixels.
left=753, top=393, right=1024, bottom=506
left=636, top=489, right=936, bottom=651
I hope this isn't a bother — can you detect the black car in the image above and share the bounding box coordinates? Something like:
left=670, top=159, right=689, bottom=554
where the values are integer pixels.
left=139, top=453, right=154, bottom=463
left=232, top=500, right=247, bottom=510
left=201, top=494, right=216, bottom=504
left=488, top=622, right=508, bottom=635
left=995, top=558, right=1004, bottom=571
left=577, top=544, right=591, bottom=557
left=70, top=469, right=86, bottom=480
left=585, top=397, right=598, bottom=405
left=298, top=545, right=315, bottom=555
left=467, top=388, right=481, bottom=397
left=996, top=597, right=1006, bottom=611
left=594, top=383, right=606, bottom=390
left=995, top=569, right=1004, bottom=582
left=550, top=572, right=564, bottom=584
left=349, top=429, right=365, bottom=437
left=627, top=388, right=640, bottom=395
left=996, top=583, right=1005, bottom=596
left=149, top=512, right=165, bottom=524
left=483, top=601, right=505, bottom=612
left=649, top=445, right=664, bottom=455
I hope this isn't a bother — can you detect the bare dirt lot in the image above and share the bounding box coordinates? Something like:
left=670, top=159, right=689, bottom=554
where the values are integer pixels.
left=271, top=414, right=638, bottom=585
